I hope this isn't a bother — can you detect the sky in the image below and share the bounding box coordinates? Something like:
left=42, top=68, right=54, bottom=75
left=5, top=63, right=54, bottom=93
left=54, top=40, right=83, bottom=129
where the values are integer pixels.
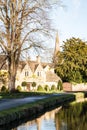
left=0, top=0, right=87, bottom=62
left=51, top=0, right=87, bottom=46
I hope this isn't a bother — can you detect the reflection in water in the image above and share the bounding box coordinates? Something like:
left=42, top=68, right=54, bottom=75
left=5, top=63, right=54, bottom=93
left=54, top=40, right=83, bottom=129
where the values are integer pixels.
left=57, top=101, right=87, bottom=130
left=13, top=107, right=62, bottom=130
left=3, top=101, right=87, bottom=130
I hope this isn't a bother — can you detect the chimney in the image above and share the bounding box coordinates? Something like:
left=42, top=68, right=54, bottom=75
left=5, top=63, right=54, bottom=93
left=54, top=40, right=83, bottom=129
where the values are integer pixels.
left=36, top=55, right=41, bottom=63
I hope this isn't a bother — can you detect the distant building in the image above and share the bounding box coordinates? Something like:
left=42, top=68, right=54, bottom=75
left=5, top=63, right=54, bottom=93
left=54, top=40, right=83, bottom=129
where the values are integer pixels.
left=16, top=55, right=60, bottom=90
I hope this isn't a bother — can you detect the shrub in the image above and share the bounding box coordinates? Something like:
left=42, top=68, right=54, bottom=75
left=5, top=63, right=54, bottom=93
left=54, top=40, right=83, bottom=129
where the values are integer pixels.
left=21, top=81, right=27, bottom=87
left=37, top=85, right=44, bottom=91
left=1, top=85, right=7, bottom=92
left=32, top=82, right=36, bottom=87
left=57, top=80, right=63, bottom=90
left=32, top=82, right=36, bottom=91
left=44, top=85, right=49, bottom=91
left=16, top=85, right=22, bottom=92
left=51, top=85, right=56, bottom=91
left=74, top=92, right=84, bottom=100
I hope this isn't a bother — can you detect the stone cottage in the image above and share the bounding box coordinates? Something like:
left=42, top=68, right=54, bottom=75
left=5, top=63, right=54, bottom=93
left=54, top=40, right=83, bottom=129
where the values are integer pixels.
left=0, top=32, right=60, bottom=90
left=16, top=55, right=60, bottom=90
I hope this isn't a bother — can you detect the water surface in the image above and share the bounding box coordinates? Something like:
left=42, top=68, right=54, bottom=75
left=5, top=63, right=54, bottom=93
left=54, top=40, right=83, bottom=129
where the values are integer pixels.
left=1, top=101, right=87, bottom=130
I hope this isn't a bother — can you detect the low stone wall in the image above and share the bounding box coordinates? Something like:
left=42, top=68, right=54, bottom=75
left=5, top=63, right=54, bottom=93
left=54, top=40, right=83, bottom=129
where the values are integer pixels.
left=63, top=82, right=87, bottom=91
left=72, top=83, right=87, bottom=91
left=63, top=82, right=72, bottom=91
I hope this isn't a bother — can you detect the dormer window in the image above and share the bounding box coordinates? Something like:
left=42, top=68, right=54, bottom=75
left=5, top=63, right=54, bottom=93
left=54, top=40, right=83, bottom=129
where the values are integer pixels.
left=25, top=71, right=29, bottom=77
left=37, top=71, right=41, bottom=77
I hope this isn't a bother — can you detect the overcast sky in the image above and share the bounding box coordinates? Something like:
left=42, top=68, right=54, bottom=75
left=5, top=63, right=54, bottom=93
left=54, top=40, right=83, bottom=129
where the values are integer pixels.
left=51, top=0, right=87, bottom=46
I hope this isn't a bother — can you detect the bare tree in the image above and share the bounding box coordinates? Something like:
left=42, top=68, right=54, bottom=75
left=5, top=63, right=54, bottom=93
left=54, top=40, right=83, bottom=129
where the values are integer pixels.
left=0, top=0, right=61, bottom=92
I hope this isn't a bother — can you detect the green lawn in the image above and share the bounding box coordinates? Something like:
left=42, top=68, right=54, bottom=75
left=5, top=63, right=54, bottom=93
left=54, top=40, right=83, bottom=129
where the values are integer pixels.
left=0, top=91, right=87, bottom=99
left=0, top=91, right=60, bottom=99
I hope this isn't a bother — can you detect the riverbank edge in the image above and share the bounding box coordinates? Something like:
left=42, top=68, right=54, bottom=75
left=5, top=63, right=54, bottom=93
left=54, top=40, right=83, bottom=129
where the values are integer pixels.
left=0, top=94, right=76, bottom=126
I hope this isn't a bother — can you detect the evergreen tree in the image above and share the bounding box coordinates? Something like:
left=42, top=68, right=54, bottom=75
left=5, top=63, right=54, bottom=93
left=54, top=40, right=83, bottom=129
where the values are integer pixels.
left=55, top=37, right=87, bottom=83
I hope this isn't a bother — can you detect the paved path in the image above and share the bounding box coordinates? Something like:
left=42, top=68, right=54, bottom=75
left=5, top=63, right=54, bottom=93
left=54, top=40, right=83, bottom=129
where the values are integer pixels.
left=0, top=94, right=63, bottom=111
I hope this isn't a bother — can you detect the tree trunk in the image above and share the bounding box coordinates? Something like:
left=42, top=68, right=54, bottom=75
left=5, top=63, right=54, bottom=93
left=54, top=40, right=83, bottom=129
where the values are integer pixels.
left=8, top=74, right=16, bottom=92
left=8, top=55, right=18, bottom=92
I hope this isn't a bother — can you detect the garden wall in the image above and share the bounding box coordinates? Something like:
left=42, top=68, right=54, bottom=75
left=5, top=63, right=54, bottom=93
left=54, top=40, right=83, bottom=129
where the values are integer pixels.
left=72, top=83, right=87, bottom=91
left=63, top=82, right=87, bottom=91
left=63, top=82, right=72, bottom=91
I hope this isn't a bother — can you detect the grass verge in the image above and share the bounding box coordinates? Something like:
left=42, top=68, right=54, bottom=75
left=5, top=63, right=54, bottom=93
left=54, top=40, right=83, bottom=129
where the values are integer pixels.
left=0, top=91, right=63, bottom=99
left=0, top=94, right=75, bottom=126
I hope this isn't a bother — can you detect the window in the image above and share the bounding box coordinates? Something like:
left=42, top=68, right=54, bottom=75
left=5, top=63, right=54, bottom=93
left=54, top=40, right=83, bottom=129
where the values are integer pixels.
left=37, top=71, right=41, bottom=77
left=25, top=71, right=29, bottom=77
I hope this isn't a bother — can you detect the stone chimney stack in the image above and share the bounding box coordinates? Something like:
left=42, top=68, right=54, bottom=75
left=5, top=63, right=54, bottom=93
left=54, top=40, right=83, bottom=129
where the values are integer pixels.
left=36, top=55, right=41, bottom=63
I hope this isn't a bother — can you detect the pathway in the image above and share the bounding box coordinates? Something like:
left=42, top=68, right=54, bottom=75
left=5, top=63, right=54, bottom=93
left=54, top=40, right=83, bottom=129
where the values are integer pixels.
left=0, top=93, right=63, bottom=111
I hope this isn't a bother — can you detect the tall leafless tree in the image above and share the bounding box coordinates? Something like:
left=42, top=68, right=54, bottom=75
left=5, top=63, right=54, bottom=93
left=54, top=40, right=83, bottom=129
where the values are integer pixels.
left=0, top=0, right=61, bottom=91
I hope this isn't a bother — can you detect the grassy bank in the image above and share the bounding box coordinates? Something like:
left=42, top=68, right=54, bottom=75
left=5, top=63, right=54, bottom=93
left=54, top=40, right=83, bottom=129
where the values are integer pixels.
left=0, top=94, right=75, bottom=126
left=0, top=91, right=49, bottom=99
left=0, top=91, right=87, bottom=126
left=0, top=91, right=87, bottom=99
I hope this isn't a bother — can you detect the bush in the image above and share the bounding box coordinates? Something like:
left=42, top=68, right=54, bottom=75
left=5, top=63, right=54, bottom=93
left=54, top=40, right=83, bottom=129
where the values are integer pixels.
left=74, top=92, right=84, bottom=100
left=16, top=85, right=22, bottom=92
left=32, top=82, right=37, bottom=91
left=32, top=82, right=36, bottom=87
left=21, top=81, right=27, bottom=87
left=37, top=85, right=44, bottom=91
left=44, top=85, right=49, bottom=91
left=57, top=80, right=63, bottom=91
left=51, top=85, right=56, bottom=91
left=1, top=85, right=7, bottom=92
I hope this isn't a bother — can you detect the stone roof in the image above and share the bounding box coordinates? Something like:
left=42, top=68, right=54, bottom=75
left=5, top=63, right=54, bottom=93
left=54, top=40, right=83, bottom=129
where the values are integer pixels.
left=46, top=71, right=60, bottom=82
left=29, top=61, right=54, bottom=72
left=28, top=61, right=39, bottom=72
left=18, top=59, right=54, bottom=73
left=0, top=55, right=55, bottom=73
